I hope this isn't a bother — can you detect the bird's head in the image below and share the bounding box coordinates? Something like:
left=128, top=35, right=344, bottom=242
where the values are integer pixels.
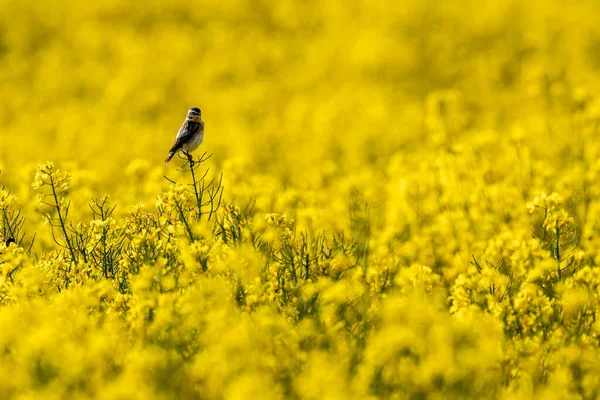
left=187, top=107, right=202, bottom=121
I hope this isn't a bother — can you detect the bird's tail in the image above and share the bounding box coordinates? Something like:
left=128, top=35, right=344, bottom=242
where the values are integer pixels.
left=165, top=152, right=175, bottom=163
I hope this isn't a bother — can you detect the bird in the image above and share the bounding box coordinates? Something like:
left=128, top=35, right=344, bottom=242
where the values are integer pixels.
left=165, top=107, right=205, bottom=163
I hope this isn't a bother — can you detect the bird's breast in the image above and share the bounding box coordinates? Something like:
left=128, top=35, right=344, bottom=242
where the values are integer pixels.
left=182, top=131, right=204, bottom=152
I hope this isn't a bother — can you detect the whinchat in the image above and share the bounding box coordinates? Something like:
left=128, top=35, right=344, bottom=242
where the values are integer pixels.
left=165, top=107, right=205, bottom=163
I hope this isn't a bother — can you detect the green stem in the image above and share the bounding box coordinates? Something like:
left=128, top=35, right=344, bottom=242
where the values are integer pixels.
left=555, top=223, right=561, bottom=280
left=2, top=208, right=15, bottom=240
left=189, top=157, right=203, bottom=221
left=175, top=201, right=194, bottom=243
left=50, top=174, right=77, bottom=264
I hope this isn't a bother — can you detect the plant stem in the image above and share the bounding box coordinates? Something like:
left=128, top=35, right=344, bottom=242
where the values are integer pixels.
left=50, top=174, right=77, bottom=264
left=188, top=156, right=203, bottom=221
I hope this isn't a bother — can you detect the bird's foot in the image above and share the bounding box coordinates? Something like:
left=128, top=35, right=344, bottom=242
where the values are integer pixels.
left=184, top=151, right=194, bottom=166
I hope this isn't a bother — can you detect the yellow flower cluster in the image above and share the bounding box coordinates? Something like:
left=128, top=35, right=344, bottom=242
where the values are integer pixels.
left=2, top=0, right=600, bottom=398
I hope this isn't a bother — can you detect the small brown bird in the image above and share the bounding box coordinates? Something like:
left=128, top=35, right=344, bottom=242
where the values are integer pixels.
left=165, top=107, right=205, bottom=163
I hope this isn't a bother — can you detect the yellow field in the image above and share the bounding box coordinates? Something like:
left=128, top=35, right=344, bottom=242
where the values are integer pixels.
left=2, top=0, right=600, bottom=398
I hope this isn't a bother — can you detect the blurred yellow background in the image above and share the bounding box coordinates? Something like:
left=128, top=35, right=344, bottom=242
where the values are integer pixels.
left=2, top=0, right=598, bottom=199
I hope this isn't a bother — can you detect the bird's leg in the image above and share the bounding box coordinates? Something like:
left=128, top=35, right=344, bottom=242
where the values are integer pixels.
left=184, top=151, right=194, bottom=168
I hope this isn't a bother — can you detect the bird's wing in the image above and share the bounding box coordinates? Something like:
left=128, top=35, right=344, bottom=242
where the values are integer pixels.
left=169, top=121, right=201, bottom=153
